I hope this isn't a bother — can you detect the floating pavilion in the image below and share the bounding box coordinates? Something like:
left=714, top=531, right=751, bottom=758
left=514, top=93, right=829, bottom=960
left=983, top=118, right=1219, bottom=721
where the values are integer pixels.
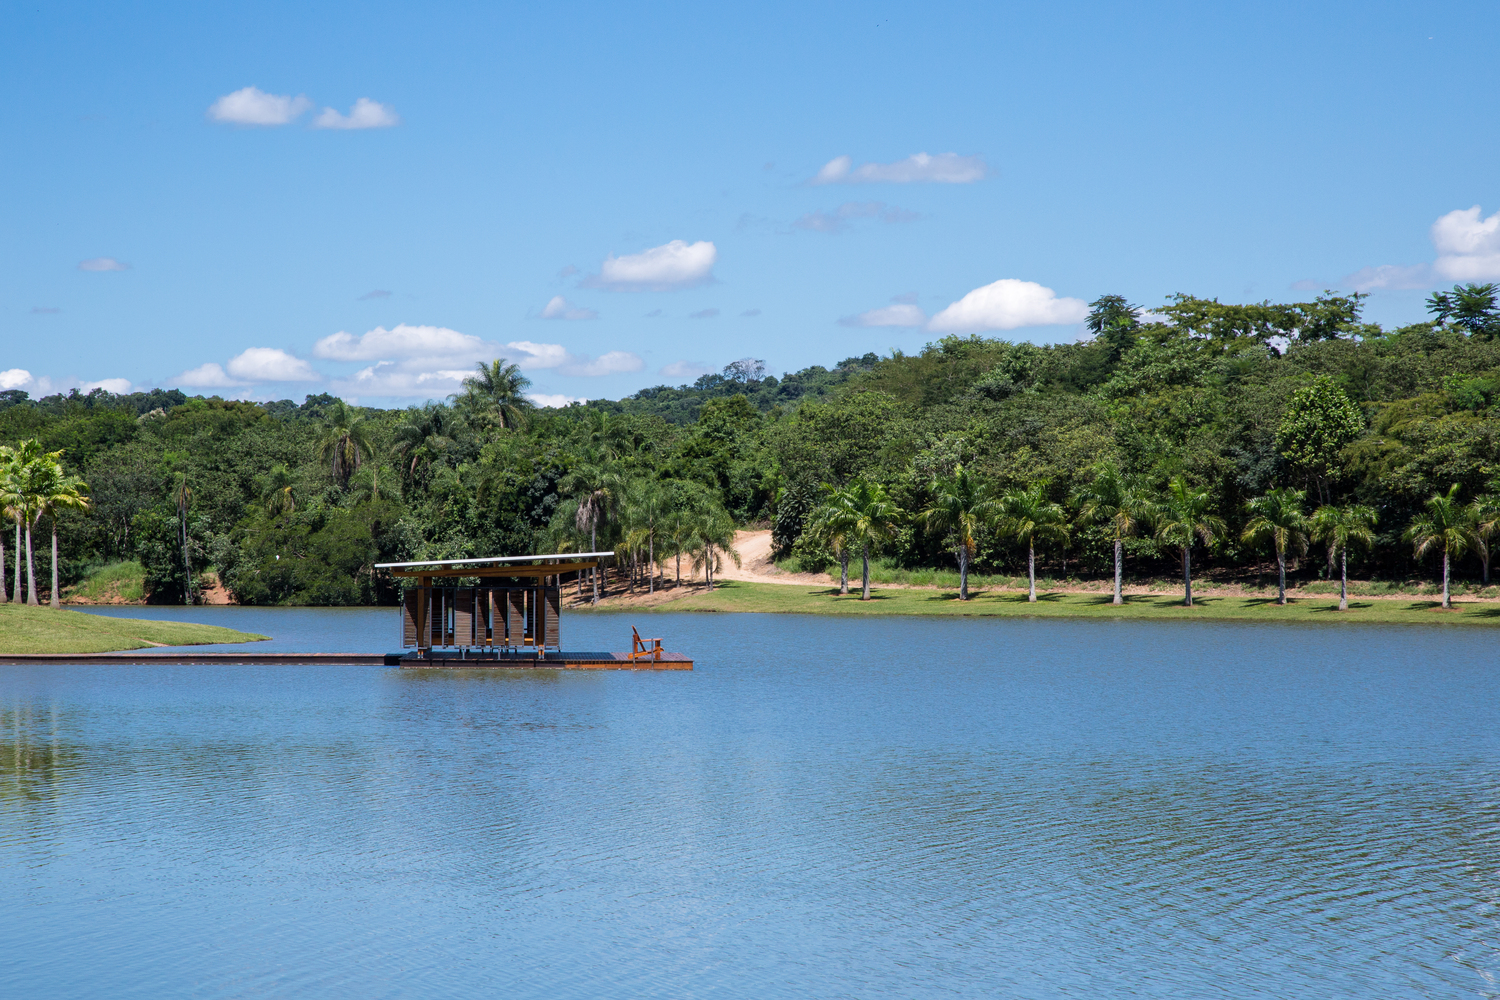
left=373, top=552, right=692, bottom=670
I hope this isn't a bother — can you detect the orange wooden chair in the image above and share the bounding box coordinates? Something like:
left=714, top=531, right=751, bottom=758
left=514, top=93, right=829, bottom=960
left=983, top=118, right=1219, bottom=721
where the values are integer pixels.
left=629, top=625, right=663, bottom=662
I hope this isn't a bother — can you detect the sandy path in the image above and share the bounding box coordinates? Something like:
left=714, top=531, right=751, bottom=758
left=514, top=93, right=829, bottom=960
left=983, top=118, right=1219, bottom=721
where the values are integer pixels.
left=716, top=530, right=832, bottom=586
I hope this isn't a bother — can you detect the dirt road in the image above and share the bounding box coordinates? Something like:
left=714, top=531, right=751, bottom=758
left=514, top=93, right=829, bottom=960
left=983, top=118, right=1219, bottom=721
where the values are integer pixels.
left=715, top=530, right=831, bottom=586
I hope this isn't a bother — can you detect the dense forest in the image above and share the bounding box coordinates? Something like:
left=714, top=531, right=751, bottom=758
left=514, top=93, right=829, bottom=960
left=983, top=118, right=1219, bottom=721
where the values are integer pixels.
left=5, top=283, right=1500, bottom=605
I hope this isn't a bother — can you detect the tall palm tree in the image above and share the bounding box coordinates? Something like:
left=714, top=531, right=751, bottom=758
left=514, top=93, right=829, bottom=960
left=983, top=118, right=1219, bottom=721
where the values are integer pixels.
left=921, top=465, right=999, bottom=601
left=805, top=488, right=857, bottom=595
left=1310, top=504, right=1377, bottom=611
left=32, top=460, right=90, bottom=609
left=623, top=478, right=670, bottom=594
left=391, top=405, right=455, bottom=479
left=171, top=472, right=196, bottom=606
left=560, top=463, right=624, bottom=603
left=1405, top=483, right=1475, bottom=609
left=1468, top=495, right=1500, bottom=584
left=1072, top=461, right=1149, bottom=605
left=838, top=479, right=903, bottom=600
left=1152, top=476, right=1226, bottom=607
left=996, top=482, right=1070, bottom=603
left=262, top=464, right=297, bottom=521
left=315, top=400, right=374, bottom=488
left=688, top=504, right=740, bottom=591
left=1241, top=487, right=1309, bottom=605
left=0, top=443, right=15, bottom=603
left=1, top=440, right=46, bottom=604
left=461, top=359, right=533, bottom=431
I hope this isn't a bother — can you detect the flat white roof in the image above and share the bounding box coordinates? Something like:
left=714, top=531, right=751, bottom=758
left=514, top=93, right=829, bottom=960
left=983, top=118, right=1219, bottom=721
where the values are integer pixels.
left=374, top=552, right=616, bottom=570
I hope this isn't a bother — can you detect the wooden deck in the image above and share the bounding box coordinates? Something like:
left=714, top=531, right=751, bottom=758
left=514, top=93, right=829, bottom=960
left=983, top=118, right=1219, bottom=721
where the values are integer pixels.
left=0, top=650, right=692, bottom=670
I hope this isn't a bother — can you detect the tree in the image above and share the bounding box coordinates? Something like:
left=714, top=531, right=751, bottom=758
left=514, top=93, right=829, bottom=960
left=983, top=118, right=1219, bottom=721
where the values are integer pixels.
left=1085, top=294, right=1141, bottom=361
left=171, top=472, right=196, bottom=605
left=1405, top=483, right=1475, bottom=610
left=1241, top=488, right=1309, bottom=605
left=1470, top=496, right=1500, bottom=584
left=1275, top=376, right=1363, bottom=504
left=688, top=504, right=740, bottom=590
left=623, top=478, right=670, bottom=593
left=996, top=482, right=1069, bottom=603
left=31, top=459, right=90, bottom=609
left=804, top=490, right=857, bottom=595
left=0, top=440, right=47, bottom=604
left=921, top=465, right=999, bottom=601
left=0, top=444, right=14, bottom=603
left=1427, top=283, right=1500, bottom=339
left=1152, top=476, right=1226, bottom=607
left=1310, top=504, right=1377, bottom=611
left=315, top=399, right=374, bottom=488
left=1073, top=461, right=1149, bottom=605
left=261, top=464, right=298, bottom=521
left=461, top=359, right=533, bottom=431
left=843, top=479, right=903, bottom=600
left=391, top=405, right=455, bottom=478
left=560, top=464, right=623, bottom=604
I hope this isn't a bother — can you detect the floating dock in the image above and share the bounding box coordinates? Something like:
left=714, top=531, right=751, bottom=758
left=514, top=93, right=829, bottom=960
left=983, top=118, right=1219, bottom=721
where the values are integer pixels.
left=0, top=651, right=691, bottom=669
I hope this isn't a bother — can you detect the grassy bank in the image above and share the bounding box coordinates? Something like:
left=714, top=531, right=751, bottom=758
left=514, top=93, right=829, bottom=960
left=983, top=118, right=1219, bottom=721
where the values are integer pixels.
left=0, top=604, right=267, bottom=654
left=64, top=560, right=147, bottom=603
left=642, top=580, right=1500, bottom=626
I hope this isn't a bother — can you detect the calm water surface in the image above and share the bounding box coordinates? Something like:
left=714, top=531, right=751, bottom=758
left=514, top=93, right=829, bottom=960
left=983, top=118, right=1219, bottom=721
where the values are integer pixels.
left=2, top=610, right=1497, bottom=998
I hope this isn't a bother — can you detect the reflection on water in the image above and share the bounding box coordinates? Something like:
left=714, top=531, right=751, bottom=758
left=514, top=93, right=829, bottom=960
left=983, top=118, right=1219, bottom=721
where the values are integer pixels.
left=1, top=612, right=1498, bottom=998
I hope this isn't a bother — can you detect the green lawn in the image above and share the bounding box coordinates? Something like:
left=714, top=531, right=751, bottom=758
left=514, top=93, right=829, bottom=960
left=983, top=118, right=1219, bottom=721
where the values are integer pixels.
left=639, top=580, right=1500, bottom=626
left=0, top=604, right=268, bottom=653
left=64, top=559, right=147, bottom=603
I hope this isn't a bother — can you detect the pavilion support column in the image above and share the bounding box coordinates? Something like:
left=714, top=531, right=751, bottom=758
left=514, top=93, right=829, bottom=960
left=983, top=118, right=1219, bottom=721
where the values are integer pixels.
left=416, top=575, right=431, bottom=653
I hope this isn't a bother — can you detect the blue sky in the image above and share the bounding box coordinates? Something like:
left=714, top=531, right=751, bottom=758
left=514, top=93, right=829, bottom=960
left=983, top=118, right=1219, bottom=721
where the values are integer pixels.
left=5, top=0, right=1499, bottom=406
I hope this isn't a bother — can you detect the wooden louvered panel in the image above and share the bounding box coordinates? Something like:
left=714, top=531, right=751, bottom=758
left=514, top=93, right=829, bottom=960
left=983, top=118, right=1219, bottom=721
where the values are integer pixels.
left=507, top=590, right=526, bottom=647
left=543, top=587, right=560, bottom=649
left=428, top=590, right=445, bottom=647
left=453, top=588, right=475, bottom=646
left=402, top=589, right=418, bottom=647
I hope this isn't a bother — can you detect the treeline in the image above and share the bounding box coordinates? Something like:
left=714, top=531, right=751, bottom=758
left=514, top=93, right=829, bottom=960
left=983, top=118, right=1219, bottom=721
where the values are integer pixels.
left=4, top=283, right=1500, bottom=605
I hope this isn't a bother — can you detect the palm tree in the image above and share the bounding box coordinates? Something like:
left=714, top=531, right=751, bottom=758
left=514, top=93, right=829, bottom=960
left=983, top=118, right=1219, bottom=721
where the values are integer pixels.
left=1152, top=476, right=1226, bottom=607
left=1072, top=461, right=1149, bottom=605
left=1405, top=483, right=1475, bottom=609
left=838, top=479, right=903, bottom=600
left=32, top=459, right=90, bottom=609
left=688, top=504, right=740, bottom=590
left=921, top=465, right=999, bottom=601
left=996, top=482, right=1069, bottom=602
left=391, top=405, right=455, bottom=479
left=1, top=440, right=46, bottom=604
left=0, top=443, right=15, bottom=603
left=461, top=359, right=532, bottom=431
left=170, top=472, right=198, bottom=605
left=1310, top=504, right=1377, bottom=611
left=262, top=464, right=297, bottom=521
left=623, top=478, right=670, bottom=593
left=560, top=464, right=624, bottom=603
left=805, top=490, right=857, bottom=595
left=1241, top=487, right=1310, bottom=605
left=315, top=400, right=374, bottom=488
left=1469, top=495, right=1500, bottom=584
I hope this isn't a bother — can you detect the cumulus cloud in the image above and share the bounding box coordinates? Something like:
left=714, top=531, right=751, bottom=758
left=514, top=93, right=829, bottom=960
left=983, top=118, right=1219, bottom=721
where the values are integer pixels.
left=82, top=378, right=132, bottom=394
left=584, top=240, right=716, bottom=291
left=0, top=370, right=127, bottom=395
left=208, top=86, right=311, bottom=126
left=313, top=98, right=400, bottom=130
left=78, top=257, right=129, bottom=272
left=661, top=360, right=713, bottom=379
left=171, top=363, right=245, bottom=388
left=529, top=393, right=587, bottom=409
left=225, top=348, right=321, bottom=382
left=556, top=351, right=644, bottom=377
left=1432, top=205, right=1500, bottom=281
left=314, top=324, right=487, bottom=364
left=927, top=279, right=1089, bottom=332
left=840, top=303, right=928, bottom=328
left=0, top=369, right=35, bottom=390
left=794, top=201, right=921, bottom=234
left=1343, top=205, right=1500, bottom=290
left=811, top=152, right=988, bottom=185
left=540, top=295, right=598, bottom=321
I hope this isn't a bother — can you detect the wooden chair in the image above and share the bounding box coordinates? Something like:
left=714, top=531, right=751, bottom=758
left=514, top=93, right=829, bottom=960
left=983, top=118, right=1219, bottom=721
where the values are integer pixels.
left=629, top=626, right=663, bottom=662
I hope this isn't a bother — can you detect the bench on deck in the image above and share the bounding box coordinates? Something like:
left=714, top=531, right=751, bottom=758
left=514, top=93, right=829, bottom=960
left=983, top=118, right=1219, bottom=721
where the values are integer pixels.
left=629, top=626, right=664, bottom=662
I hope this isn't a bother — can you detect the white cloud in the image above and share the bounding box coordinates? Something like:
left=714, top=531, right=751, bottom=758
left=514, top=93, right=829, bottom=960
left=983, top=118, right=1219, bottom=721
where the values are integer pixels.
left=794, top=201, right=920, bottom=234
left=585, top=240, right=716, bottom=290
left=329, top=364, right=469, bottom=398
left=81, top=378, right=132, bottom=394
left=529, top=393, right=586, bottom=408
left=78, top=257, right=129, bottom=272
left=557, top=351, right=643, bottom=377
left=208, top=86, right=311, bottom=126
left=927, top=279, right=1089, bottom=332
left=0, top=369, right=34, bottom=390
left=1432, top=205, right=1500, bottom=281
left=839, top=303, right=928, bottom=328
left=171, top=362, right=246, bottom=388
left=811, top=152, right=988, bottom=185
left=661, top=360, right=713, bottom=379
left=1341, top=264, right=1432, bottom=292
left=225, top=348, right=321, bottom=382
left=314, top=324, right=489, bottom=363
left=313, top=98, right=400, bottom=130
left=540, top=295, right=598, bottom=321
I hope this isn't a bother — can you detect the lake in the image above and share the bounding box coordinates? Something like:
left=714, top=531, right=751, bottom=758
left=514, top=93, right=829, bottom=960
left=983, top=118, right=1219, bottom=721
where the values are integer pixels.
left=2, top=609, right=1497, bottom=998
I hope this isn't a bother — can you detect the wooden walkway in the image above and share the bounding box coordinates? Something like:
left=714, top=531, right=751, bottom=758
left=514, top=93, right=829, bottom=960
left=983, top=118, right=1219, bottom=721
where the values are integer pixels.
left=0, top=650, right=692, bottom=669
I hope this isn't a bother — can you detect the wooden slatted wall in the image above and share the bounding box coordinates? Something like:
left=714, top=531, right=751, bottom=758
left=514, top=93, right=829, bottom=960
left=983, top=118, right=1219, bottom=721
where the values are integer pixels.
left=543, top=587, right=560, bottom=648
left=402, top=589, right=418, bottom=647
